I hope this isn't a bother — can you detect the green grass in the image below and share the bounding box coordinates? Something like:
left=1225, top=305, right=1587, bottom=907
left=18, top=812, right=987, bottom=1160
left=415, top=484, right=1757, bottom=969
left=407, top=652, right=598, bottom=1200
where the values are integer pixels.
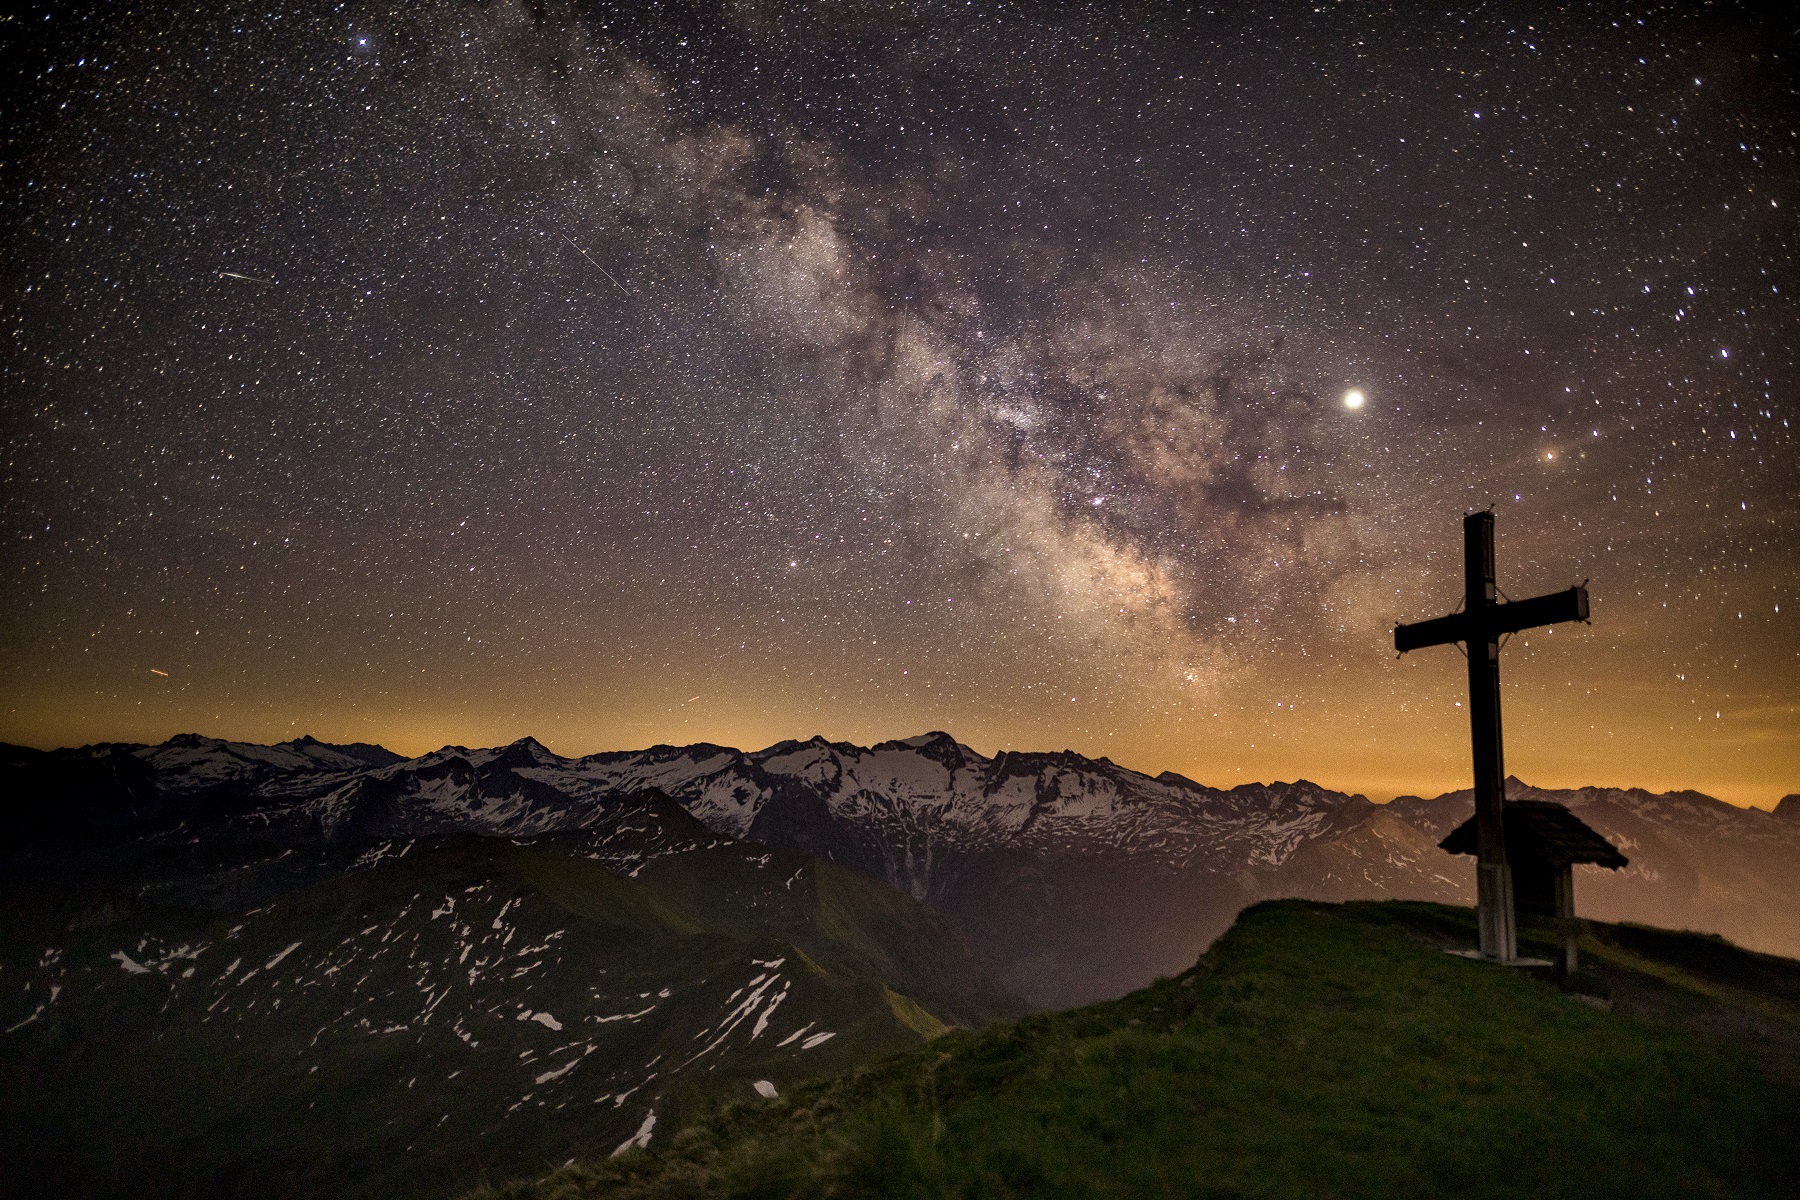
left=487, top=900, right=1800, bottom=1200
left=625, top=849, right=1023, bottom=1028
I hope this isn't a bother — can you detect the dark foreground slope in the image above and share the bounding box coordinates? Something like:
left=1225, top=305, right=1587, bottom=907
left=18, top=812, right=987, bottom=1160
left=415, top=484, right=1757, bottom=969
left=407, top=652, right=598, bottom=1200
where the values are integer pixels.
left=489, top=901, right=1800, bottom=1200
left=0, top=836, right=1017, bottom=1200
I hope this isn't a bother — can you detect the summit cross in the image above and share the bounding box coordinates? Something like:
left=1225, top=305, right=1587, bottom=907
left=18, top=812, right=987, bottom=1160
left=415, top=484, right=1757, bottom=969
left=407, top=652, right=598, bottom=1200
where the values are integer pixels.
left=1394, top=510, right=1589, bottom=962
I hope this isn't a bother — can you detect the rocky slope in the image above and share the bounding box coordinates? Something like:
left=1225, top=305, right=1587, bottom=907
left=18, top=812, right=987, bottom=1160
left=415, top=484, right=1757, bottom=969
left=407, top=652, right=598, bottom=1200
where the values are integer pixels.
left=0, top=738, right=1020, bottom=1200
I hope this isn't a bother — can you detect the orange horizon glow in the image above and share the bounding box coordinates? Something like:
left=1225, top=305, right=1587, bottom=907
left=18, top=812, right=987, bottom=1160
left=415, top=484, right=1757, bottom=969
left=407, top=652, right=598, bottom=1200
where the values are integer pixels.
left=6, top=629, right=1791, bottom=812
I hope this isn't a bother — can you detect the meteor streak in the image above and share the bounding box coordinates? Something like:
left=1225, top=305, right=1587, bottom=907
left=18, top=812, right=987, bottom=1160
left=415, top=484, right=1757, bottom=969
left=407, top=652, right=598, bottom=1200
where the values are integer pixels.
left=218, top=271, right=273, bottom=284
left=558, top=232, right=629, bottom=296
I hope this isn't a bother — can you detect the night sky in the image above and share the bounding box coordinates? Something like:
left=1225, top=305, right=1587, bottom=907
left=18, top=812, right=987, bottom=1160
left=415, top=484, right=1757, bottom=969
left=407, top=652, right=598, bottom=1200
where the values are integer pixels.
left=4, top=2, right=1795, bottom=806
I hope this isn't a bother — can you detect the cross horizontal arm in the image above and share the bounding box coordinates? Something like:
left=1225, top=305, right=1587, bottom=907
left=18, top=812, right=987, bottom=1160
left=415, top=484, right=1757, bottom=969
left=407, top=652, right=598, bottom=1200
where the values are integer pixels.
left=1395, top=585, right=1589, bottom=653
left=1487, top=585, right=1588, bottom=636
left=1395, top=612, right=1470, bottom=653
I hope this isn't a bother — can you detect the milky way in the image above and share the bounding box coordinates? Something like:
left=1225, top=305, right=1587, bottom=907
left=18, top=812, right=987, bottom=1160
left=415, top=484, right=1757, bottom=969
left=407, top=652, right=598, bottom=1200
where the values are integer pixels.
left=4, top=2, right=1795, bottom=805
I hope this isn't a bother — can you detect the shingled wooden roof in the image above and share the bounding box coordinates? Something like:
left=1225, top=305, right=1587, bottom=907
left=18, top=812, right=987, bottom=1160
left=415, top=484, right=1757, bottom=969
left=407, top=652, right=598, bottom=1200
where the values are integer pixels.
left=1439, top=799, right=1629, bottom=870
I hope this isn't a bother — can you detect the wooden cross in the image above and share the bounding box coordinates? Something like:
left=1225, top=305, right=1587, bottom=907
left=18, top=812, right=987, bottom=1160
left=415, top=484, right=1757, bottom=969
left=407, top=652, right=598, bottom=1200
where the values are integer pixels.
left=1394, top=511, right=1589, bottom=962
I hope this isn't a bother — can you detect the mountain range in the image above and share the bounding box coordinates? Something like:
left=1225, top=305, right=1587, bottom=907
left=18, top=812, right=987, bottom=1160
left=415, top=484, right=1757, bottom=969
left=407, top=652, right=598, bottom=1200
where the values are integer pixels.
left=3, top=730, right=1795, bottom=1197
left=7, top=731, right=1797, bottom=1007
left=0, top=734, right=1017, bottom=1200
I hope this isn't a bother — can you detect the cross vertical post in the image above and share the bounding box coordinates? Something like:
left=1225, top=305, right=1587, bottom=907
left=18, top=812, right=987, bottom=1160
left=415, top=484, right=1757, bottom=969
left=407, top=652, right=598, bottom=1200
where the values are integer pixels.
left=1394, top=511, right=1589, bottom=965
left=1463, top=512, right=1515, bottom=961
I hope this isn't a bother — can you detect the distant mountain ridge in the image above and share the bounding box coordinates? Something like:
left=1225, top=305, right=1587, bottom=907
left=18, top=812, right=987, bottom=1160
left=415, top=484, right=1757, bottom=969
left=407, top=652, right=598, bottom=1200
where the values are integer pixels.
left=0, top=732, right=1021, bottom=1200
left=6, top=731, right=1795, bottom=1006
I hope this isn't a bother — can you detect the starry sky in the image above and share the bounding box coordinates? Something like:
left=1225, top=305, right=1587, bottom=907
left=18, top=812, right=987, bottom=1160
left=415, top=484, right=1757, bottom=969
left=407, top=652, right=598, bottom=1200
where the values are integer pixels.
left=4, top=1, right=1795, bottom=807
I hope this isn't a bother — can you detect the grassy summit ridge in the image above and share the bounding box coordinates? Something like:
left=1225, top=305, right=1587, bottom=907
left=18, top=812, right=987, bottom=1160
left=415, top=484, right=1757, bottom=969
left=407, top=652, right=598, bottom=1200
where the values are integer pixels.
left=490, top=901, right=1800, bottom=1200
